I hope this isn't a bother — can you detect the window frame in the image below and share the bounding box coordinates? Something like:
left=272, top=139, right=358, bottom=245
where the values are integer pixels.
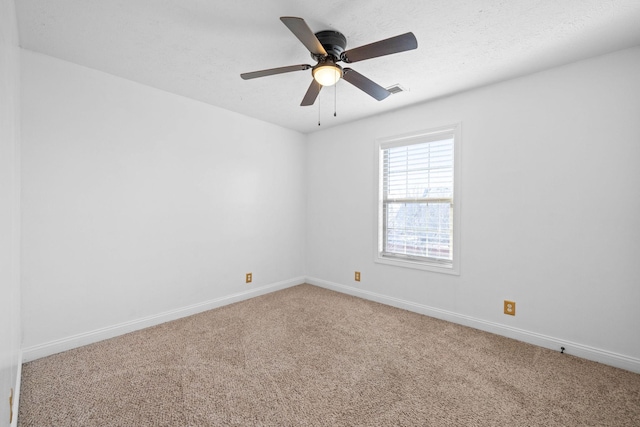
left=374, top=124, right=461, bottom=275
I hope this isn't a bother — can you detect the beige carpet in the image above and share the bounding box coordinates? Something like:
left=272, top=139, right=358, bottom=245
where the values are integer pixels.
left=19, top=284, right=640, bottom=426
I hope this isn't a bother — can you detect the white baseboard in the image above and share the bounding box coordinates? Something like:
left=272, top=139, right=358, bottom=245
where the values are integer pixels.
left=22, top=277, right=305, bottom=362
left=306, top=277, right=640, bottom=374
left=11, top=350, right=22, bottom=427
left=21, top=276, right=640, bottom=374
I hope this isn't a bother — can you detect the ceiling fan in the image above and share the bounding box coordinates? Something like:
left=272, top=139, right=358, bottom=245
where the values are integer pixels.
left=241, top=17, right=418, bottom=106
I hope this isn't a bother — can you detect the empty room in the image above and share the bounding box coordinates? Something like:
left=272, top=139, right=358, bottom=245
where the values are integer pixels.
left=2, top=0, right=640, bottom=426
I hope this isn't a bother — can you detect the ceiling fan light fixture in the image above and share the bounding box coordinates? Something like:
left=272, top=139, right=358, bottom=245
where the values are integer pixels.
left=241, top=17, right=418, bottom=107
left=313, top=63, right=342, bottom=86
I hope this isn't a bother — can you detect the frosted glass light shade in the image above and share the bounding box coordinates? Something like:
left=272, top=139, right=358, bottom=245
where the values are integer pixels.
left=313, top=64, right=342, bottom=86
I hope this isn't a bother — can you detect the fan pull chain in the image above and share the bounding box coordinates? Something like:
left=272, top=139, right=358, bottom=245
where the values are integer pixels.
left=318, top=93, right=321, bottom=126
left=334, top=82, right=337, bottom=117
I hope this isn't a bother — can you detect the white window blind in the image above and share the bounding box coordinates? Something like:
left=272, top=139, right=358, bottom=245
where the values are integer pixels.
left=376, top=125, right=459, bottom=273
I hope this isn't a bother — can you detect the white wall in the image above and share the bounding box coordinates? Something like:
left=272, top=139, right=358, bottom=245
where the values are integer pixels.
left=0, top=0, right=22, bottom=424
left=306, top=47, right=640, bottom=371
left=20, top=51, right=307, bottom=356
left=18, top=41, right=640, bottom=374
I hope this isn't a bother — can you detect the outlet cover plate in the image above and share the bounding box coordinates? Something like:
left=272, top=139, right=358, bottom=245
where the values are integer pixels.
left=504, top=300, right=516, bottom=316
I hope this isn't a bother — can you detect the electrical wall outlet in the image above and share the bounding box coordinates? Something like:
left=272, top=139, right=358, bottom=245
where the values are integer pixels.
left=246, top=273, right=252, bottom=283
left=504, top=300, right=516, bottom=316
left=355, top=271, right=361, bottom=281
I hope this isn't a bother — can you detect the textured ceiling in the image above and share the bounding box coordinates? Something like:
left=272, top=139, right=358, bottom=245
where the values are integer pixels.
left=15, top=0, right=640, bottom=134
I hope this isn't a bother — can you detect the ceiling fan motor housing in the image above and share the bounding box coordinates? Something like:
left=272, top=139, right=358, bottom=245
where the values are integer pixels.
left=314, top=30, right=347, bottom=61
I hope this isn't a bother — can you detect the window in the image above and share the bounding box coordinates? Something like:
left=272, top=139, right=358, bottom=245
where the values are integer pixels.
left=375, top=124, right=460, bottom=274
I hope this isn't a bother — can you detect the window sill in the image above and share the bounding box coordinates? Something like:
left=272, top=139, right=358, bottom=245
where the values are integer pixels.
left=374, top=253, right=460, bottom=275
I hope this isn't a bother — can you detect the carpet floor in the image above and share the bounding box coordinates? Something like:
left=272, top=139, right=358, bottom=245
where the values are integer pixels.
left=18, top=284, right=640, bottom=426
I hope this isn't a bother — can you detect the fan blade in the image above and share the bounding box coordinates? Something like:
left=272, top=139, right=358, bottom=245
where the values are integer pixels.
left=280, top=17, right=327, bottom=57
left=342, top=32, right=417, bottom=63
left=342, top=68, right=390, bottom=101
left=301, top=80, right=322, bottom=106
left=241, top=64, right=311, bottom=80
